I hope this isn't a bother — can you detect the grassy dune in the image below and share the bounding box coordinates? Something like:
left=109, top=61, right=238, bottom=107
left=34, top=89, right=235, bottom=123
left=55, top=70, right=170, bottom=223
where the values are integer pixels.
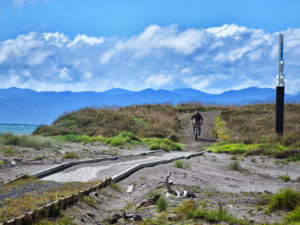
left=211, top=104, right=300, bottom=160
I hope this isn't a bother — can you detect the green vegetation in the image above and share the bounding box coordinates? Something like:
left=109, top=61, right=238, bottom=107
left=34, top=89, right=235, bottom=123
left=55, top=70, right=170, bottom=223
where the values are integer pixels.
left=173, top=200, right=250, bottom=224
left=54, top=133, right=105, bottom=143
left=0, top=179, right=98, bottom=221
left=0, top=160, right=4, bottom=167
left=33, top=155, right=44, bottom=160
left=278, top=174, right=291, bottom=182
left=34, top=104, right=183, bottom=141
left=228, top=161, right=242, bottom=171
left=105, top=131, right=141, bottom=147
left=0, top=133, right=55, bottom=149
left=37, top=215, right=77, bottom=225
left=156, top=195, right=168, bottom=212
left=54, top=131, right=184, bottom=151
left=285, top=205, right=300, bottom=223
left=110, top=182, right=122, bottom=193
left=267, top=188, right=300, bottom=224
left=62, top=152, right=80, bottom=159
left=211, top=104, right=300, bottom=160
left=142, top=138, right=184, bottom=151
left=268, top=188, right=300, bottom=212
left=81, top=196, right=97, bottom=208
left=174, top=160, right=190, bottom=169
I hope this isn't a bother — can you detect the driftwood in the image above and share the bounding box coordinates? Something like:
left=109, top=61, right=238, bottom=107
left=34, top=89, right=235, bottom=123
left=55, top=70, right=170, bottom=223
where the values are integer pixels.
left=165, top=172, right=195, bottom=199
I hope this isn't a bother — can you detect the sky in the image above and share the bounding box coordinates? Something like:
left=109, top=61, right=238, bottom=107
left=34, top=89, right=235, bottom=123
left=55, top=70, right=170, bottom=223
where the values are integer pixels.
left=0, top=0, right=300, bottom=94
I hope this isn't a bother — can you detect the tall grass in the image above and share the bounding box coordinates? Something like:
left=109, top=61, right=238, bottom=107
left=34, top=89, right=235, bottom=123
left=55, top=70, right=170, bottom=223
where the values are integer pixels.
left=34, top=104, right=183, bottom=141
left=218, top=104, right=300, bottom=146
left=0, top=133, right=55, bottom=149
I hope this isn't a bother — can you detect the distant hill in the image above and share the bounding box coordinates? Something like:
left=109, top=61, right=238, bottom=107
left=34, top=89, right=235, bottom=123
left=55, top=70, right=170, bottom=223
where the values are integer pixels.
left=0, top=87, right=298, bottom=125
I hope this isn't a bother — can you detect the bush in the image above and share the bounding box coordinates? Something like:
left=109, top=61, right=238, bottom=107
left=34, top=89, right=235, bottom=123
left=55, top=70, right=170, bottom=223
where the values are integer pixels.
left=110, top=182, right=122, bottom=193
left=174, top=160, right=190, bottom=169
left=142, top=138, right=184, bottom=151
left=0, top=134, right=54, bottom=149
left=285, top=205, right=300, bottom=223
left=82, top=196, right=97, bottom=208
left=268, top=188, right=300, bottom=212
left=279, top=174, right=291, bottom=182
left=228, top=161, right=241, bottom=171
left=105, top=131, right=141, bottom=147
left=62, top=152, right=80, bottom=159
left=156, top=195, right=168, bottom=212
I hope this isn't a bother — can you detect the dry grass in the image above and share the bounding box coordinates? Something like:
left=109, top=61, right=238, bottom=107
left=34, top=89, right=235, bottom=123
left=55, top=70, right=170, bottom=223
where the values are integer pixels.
left=0, top=179, right=98, bottom=221
left=219, top=104, right=300, bottom=146
left=34, top=104, right=184, bottom=141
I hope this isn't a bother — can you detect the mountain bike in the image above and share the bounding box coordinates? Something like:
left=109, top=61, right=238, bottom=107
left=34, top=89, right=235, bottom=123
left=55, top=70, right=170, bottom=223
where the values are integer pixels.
left=192, top=121, right=202, bottom=141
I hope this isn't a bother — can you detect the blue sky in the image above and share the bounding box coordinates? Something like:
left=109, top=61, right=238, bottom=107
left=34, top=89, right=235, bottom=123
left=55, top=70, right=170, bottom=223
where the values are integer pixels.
left=0, top=0, right=300, bottom=94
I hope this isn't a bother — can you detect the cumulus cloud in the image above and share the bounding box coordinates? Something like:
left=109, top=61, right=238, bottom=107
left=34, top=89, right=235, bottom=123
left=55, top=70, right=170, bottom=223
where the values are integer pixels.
left=0, top=24, right=300, bottom=94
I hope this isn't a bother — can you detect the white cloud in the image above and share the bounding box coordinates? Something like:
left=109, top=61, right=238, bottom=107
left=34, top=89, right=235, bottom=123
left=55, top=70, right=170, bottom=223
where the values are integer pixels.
left=145, top=74, right=173, bottom=88
left=1, top=24, right=300, bottom=95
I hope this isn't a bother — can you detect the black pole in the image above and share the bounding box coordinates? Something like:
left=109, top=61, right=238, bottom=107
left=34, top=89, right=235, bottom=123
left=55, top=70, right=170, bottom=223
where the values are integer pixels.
left=275, top=86, right=284, bottom=135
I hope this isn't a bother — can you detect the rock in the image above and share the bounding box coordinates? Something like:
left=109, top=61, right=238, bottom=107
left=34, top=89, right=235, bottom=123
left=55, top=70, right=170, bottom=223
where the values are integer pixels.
left=87, top=212, right=96, bottom=218
left=127, top=185, right=134, bottom=193
left=108, top=214, right=121, bottom=224
left=134, top=214, right=143, bottom=221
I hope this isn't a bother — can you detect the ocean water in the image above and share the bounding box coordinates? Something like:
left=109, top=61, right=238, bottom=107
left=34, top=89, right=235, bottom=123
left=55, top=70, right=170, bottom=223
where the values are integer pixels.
left=0, top=123, right=39, bottom=135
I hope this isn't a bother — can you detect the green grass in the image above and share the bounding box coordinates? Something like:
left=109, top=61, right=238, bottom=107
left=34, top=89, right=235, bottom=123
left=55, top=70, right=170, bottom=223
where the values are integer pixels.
left=285, top=205, right=300, bottom=223
left=54, top=134, right=105, bottom=143
left=110, top=182, right=122, bottom=193
left=0, top=160, right=4, bottom=167
left=173, top=200, right=250, bottom=224
left=208, top=142, right=263, bottom=154
left=174, top=160, right=190, bottom=169
left=228, top=161, right=242, bottom=171
left=156, top=195, right=168, bottom=212
left=142, top=138, right=185, bottom=151
left=62, top=152, right=80, bottom=159
left=105, top=131, right=141, bottom=147
left=81, top=196, right=97, bottom=208
left=268, top=188, right=300, bottom=212
left=33, top=104, right=183, bottom=141
left=279, top=174, right=291, bottom=182
left=0, top=133, right=55, bottom=149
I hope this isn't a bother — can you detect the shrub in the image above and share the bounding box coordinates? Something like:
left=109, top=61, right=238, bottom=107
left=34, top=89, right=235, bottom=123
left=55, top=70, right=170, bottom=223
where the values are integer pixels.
left=285, top=205, right=300, bottom=223
left=156, top=195, right=168, bottom=212
left=105, top=131, right=141, bottom=147
left=62, top=152, right=80, bottom=159
left=174, top=200, right=197, bottom=219
left=82, top=196, right=97, bottom=208
left=228, top=161, right=241, bottom=171
left=174, top=160, right=190, bottom=169
left=142, top=138, right=184, bottom=151
left=0, top=134, right=54, bottom=149
left=279, top=174, right=291, bottom=182
left=268, top=188, right=300, bottom=212
left=110, top=182, right=122, bottom=193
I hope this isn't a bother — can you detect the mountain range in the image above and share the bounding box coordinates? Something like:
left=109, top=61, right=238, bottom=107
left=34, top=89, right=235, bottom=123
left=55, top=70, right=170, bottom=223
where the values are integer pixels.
left=0, top=87, right=299, bottom=125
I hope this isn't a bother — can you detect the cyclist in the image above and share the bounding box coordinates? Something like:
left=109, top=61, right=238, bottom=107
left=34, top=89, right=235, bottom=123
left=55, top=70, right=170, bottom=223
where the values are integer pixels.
left=190, top=111, right=203, bottom=137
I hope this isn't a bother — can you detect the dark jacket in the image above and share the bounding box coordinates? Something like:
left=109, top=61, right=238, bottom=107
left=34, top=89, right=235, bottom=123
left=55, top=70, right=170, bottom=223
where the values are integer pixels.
left=191, top=113, right=203, bottom=122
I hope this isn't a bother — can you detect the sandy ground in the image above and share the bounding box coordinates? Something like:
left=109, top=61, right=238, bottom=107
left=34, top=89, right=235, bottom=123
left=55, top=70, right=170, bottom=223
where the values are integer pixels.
left=1, top=110, right=300, bottom=224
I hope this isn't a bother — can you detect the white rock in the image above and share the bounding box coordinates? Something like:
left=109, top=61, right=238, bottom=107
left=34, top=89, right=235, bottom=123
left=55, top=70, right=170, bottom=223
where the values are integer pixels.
left=127, top=185, right=134, bottom=193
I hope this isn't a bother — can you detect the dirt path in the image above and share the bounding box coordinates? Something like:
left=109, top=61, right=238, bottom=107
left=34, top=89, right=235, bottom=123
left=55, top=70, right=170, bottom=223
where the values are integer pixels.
left=181, top=111, right=219, bottom=151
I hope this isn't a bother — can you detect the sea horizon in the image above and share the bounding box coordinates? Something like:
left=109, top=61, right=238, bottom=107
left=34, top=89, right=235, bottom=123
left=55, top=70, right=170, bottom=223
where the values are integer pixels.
left=0, top=123, right=39, bottom=135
